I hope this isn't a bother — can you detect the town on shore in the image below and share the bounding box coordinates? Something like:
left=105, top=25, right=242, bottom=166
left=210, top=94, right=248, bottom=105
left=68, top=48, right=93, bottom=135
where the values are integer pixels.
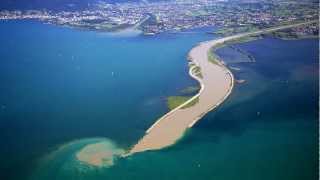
left=0, top=0, right=318, bottom=36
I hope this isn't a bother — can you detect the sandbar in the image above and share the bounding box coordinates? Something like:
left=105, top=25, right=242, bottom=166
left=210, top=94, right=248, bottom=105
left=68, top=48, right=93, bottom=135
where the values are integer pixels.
left=128, top=21, right=315, bottom=155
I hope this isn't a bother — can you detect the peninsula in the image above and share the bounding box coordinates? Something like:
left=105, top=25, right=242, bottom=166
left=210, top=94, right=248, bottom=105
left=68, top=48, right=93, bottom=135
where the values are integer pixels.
left=75, top=21, right=317, bottom=167
left=128, top=21, right=316, bottom=155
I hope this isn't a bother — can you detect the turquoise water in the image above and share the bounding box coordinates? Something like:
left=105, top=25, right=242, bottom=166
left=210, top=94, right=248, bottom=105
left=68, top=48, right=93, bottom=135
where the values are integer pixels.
left=0, top=20, right=213, bottom=179
left=0, top=21, right=318, bottom=180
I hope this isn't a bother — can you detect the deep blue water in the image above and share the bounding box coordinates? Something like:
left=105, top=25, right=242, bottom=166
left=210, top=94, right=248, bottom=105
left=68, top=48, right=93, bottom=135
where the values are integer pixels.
left=0, top=20, right=318, bottom=180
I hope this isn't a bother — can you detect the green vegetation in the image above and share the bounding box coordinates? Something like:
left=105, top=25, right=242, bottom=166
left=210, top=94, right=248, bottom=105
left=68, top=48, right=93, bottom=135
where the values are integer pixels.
left=267, top=31, right=318, bottom=40
left=182, top=97, right=199, bottom=109
left=167, top=95, right=200, bottom=110
left=213, top=25, right=260, bottom=36
left=189, top=62, right=203, bottom=78
left=208, top=49, right=221, bottom=65
left=74, top=22, right=132, bottom=32
left=212, top=21, right=318, bottom=49
left=188, top=62, right=196, bottom=68
left=264, top=21, right=318, bottom=40
left=268, top=31, right=298, bottom=40
left=227, top=35, right=261, bottom=45
left=167, top=85, right=201, bottom=110
left=167, top=96, right=192, bottom=110
left=193, top=66, right=201, bottom=73
left=208, top=35, right=261, bottom=65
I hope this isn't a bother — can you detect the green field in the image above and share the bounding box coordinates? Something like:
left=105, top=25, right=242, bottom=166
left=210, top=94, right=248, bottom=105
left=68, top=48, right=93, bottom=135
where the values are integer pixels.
left=167, top=96, right=192, bottom=110
left=182, top=97, right=199, bottom=109
left=213, top=25, right=260, bottom=36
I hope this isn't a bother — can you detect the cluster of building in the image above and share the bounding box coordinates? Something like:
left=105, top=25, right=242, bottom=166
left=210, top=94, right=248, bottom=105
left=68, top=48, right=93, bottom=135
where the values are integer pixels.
left=289, top=22, right=319, bottom=36
left=0, top=0, right=318, bottom=35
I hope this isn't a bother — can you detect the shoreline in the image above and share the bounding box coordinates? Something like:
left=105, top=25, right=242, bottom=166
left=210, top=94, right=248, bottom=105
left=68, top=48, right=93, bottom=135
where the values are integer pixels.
left=127, top=38, right=234, bottom=154
left=73, top=21, right=317, bottom=165
left=127, top=21, right=316, bottom=155
left=185, top=41, right=234, bottom=128
left=146, top=64, right=205, bottom=134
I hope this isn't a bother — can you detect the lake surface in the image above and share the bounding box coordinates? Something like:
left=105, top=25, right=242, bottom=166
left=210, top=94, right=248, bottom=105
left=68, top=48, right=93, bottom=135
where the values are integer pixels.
left=0, top=21, right=318, bottom=180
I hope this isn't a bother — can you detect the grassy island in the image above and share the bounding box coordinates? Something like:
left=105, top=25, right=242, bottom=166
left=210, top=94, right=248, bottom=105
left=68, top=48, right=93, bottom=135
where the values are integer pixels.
left=167, top=96, right=192, bottom=110
left=167, top=95, right=200, bottom=110
left=182, top=97, right=199, bottom=109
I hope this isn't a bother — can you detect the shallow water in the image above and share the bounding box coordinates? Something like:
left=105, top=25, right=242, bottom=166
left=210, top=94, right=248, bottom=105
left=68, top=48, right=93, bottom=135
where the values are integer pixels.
left=0, top=20, right=318, bottom=180
left=0, top=20, right=213, bottom=180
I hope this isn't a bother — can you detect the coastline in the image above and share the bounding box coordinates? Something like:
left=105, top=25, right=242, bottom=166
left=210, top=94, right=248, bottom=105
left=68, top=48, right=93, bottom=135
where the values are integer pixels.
left=145, top=64, right=205, bottom=134
left=73, top=21, right=317, bottom=166
left=127, top=21, right=316, bottom=155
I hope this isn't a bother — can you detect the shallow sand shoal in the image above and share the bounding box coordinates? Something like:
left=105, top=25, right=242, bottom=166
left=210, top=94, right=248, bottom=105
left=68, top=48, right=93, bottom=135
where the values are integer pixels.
left=76, top=141, right=124, bottom=167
